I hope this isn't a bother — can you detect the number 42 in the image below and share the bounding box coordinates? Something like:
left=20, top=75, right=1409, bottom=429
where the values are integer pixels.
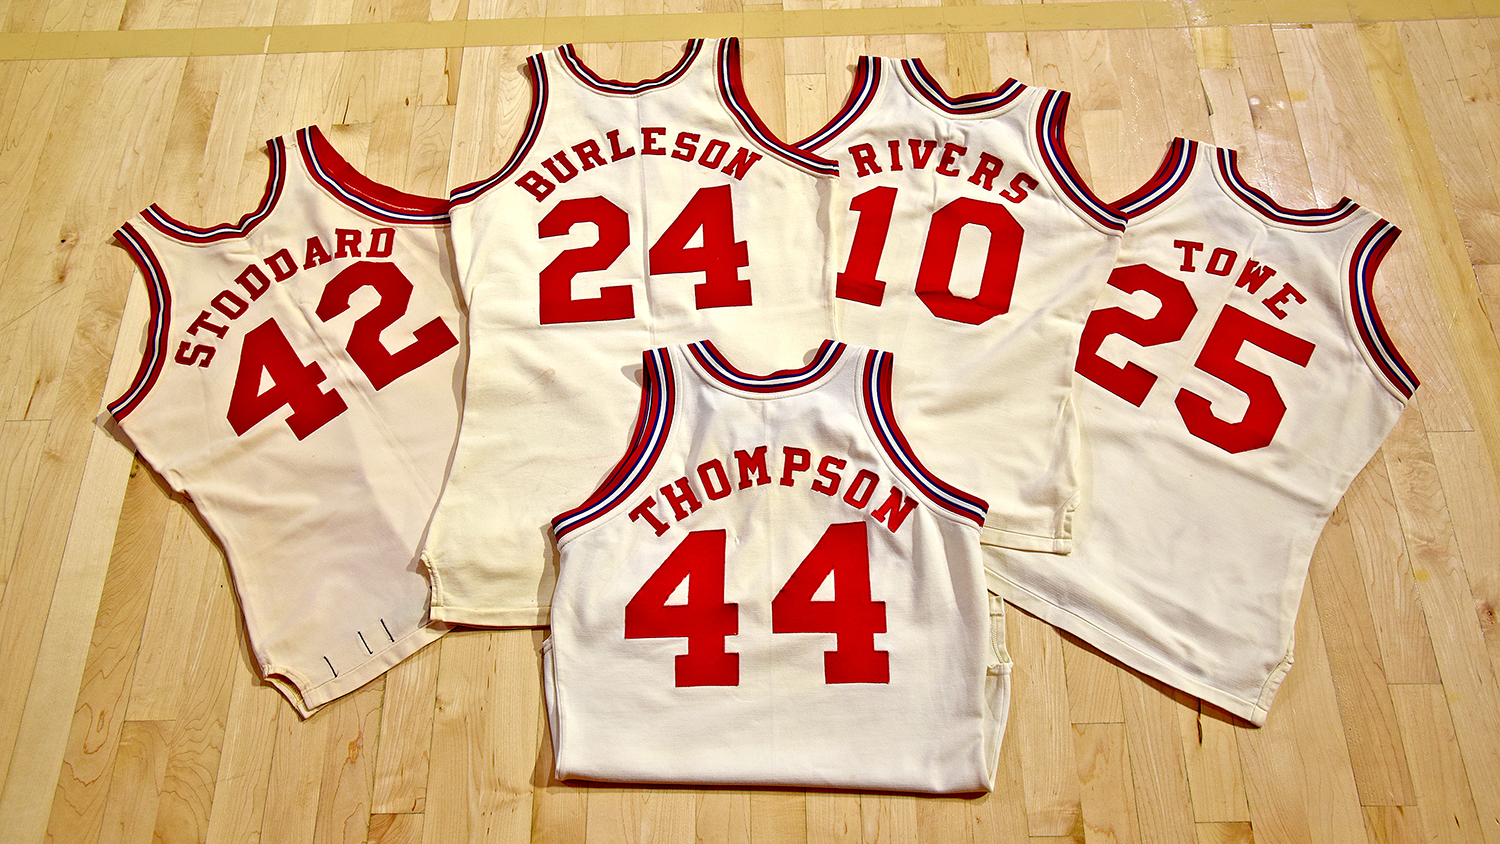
left=227, top=260, right=459, bottom=440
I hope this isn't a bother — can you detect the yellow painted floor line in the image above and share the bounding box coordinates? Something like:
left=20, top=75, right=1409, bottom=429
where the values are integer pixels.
left=0, top=1, right=1493, bottom=62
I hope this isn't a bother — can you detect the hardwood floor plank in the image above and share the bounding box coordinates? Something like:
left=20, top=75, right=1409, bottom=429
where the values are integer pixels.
left=1007, top=610, right=1082, bottom=838
left=94, top=721, right=169, bottom=844
left=1237, top=586, right=1366, bottom=844
left=201, top=674, right=281, bottom=844
left=1389, top=684, right=1486, bottom=844
left=1306, top=505, right=1416, bottom=806
left=43, top=457, right=165, bottom=844
left=0, top=57, right=176, bottom=839
left=422, top=630, right=542, bottom=844
left=1342, top=451, right=1442, bottom=686
left=806, top=791, right=861, bottom=844
left=147, top=545, right=239, bottom=844
left=311, top=680, right=383, bottom=844
left=0, top=420, right=48, bottom=592
left=125, top=506, right=218, bottom=721
left=1119, top=678, right=1196, bottom=844
left=370, top=642, right=438, bottom=814
left=1175, top=695, right=1251, bottom=824
left=1072, top=722, right=1140, bottom=844
left=1427, top=431, right=1500, bottom=678
left=1355, top=21, right=1500, bottom=445
left=1382, top=409, right=1500, bottom=844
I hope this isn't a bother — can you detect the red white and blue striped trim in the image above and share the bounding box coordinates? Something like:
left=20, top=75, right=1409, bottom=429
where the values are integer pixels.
left=107, top=223, right=172, bottom=420
left=143, top=137, right=286, bottom=243
left=901, top=58, right=1027, bottom=116
left=552, top=348, right=678, bottom=540
left=716, top=38, right=839, bottom=178
left=1216, top=147, right=1359, bottom=227
left=689, top=339, right=845, bottom=394
left=1113, top=137, right=1198, bottom=220
left=450, top=52, right=550, bottom=207
left=1349, top=220, right=1418, bottom=399
left=558, top=40, right=701, bottom=94
left=299, top=126, right=448, bottom=225
left=861, top=351, right=988, bottom=527
left=797, top=55, right=882, bottom=152
left=1036, top=90, right=1127, bottom=233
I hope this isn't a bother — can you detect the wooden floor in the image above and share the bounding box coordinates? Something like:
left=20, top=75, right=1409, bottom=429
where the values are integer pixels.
left=2, top=1, right=1499, bottom=842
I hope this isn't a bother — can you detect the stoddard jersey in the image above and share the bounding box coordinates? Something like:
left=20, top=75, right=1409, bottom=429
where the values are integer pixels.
left=799, top=57, right=1125, bottom=555
left=544, top=341, right=1010, bottom=792
left=107, top=126, right=463, bottom=716
left=424, top=39, right=840, bottom=626
left=990, top=139, right=1418, bottom=725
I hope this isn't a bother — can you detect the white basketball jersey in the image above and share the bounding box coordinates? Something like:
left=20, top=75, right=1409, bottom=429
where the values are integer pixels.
left=543, top=341, right=1009, bottom=792
left=799, top=57, right=1125, bottom=554
left=424, top=39, right=840, bottom=626
left=990, top=139, right=1418, bottom=725
left=108, top=127, right=463, bottom=716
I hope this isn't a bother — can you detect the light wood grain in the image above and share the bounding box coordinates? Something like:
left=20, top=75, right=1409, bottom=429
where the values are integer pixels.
left=0, top=5, right=1496, bottom=844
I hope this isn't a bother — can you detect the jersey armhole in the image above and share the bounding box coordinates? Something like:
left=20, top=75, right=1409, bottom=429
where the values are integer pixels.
left=142, top=137, right=286, bottom=243
left=106, top=223, right=172, bottom=421
left=860, top=350, right=989, bottom=528
left=1032, top=90, right=1127, bottom=233
left=551, top=348, right=678, bottom=542
left=449, top=52, right=550, bottom=207
left=1346, top=220, right=1420, bottom=400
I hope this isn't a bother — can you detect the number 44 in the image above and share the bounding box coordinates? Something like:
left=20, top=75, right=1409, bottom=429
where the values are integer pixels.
left=623, top=523, right=890, bottom=688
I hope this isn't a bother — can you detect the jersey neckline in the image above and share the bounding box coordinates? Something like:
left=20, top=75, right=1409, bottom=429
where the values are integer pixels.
left=687, top=339, right=849, bottom=396
left=298, top=126, right=449, bottom=225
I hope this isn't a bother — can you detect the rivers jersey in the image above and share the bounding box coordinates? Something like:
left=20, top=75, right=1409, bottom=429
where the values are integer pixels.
left=423, top=39, right=840, bottom=626
left=799, top=57, right=1125, bottom=554
left=544, top=341, right=1010, bottom=792
left=990, top=139, right=1418, bottom=724
left=107, top=126, right=463, bottom=716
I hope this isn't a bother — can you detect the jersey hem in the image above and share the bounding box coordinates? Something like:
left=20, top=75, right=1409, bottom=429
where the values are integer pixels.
left=988, top=571, right=1276, bottom=727
left=979, top=525, right=1071, bottom=555
left=270, top=621, right=449, bottom=718
left=429, top=604, right=550, bottom=628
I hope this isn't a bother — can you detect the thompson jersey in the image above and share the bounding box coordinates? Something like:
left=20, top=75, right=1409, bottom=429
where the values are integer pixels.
left=107, top=126, right=463, bottom=716
left=799, top=57, right=1125, bottom=554
left=543, top=341, right=1009, bottom=792
left=989, top=139, right=1418, bottom=725
left=423, top=38, right=841, bottom=626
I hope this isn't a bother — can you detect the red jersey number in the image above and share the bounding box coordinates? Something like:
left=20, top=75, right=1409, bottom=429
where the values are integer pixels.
left=539, top=185, right=751, bottom=324
left=627, top=522, right=889, bottom=687
left=226, top=261, right=458, bottom=440
left=1075, top=264, right=1316, bottom=454
left=835, top=187, right=1023, bottom=326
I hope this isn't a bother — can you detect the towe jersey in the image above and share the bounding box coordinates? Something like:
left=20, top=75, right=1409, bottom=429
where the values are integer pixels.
left=989, top=139, right=1418, bottom=725
left=108, top=126, right=463, bottom=716
left=544, top=341, right=1010, bottom=792
left=423, top=39, right=840, bottom=627
left=799, top=56, right=1125, bottom=555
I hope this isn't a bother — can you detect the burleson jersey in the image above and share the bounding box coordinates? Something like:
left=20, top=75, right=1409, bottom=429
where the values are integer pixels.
left=423, top=39, right=840, bottom=626
left=990, top=139, right=1418, bottom=725
left=107, top=127, right=463, bottom=716
left=544, top=341, right=1010, bottom=792
left=799, top=57, right=1125, bottom=555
